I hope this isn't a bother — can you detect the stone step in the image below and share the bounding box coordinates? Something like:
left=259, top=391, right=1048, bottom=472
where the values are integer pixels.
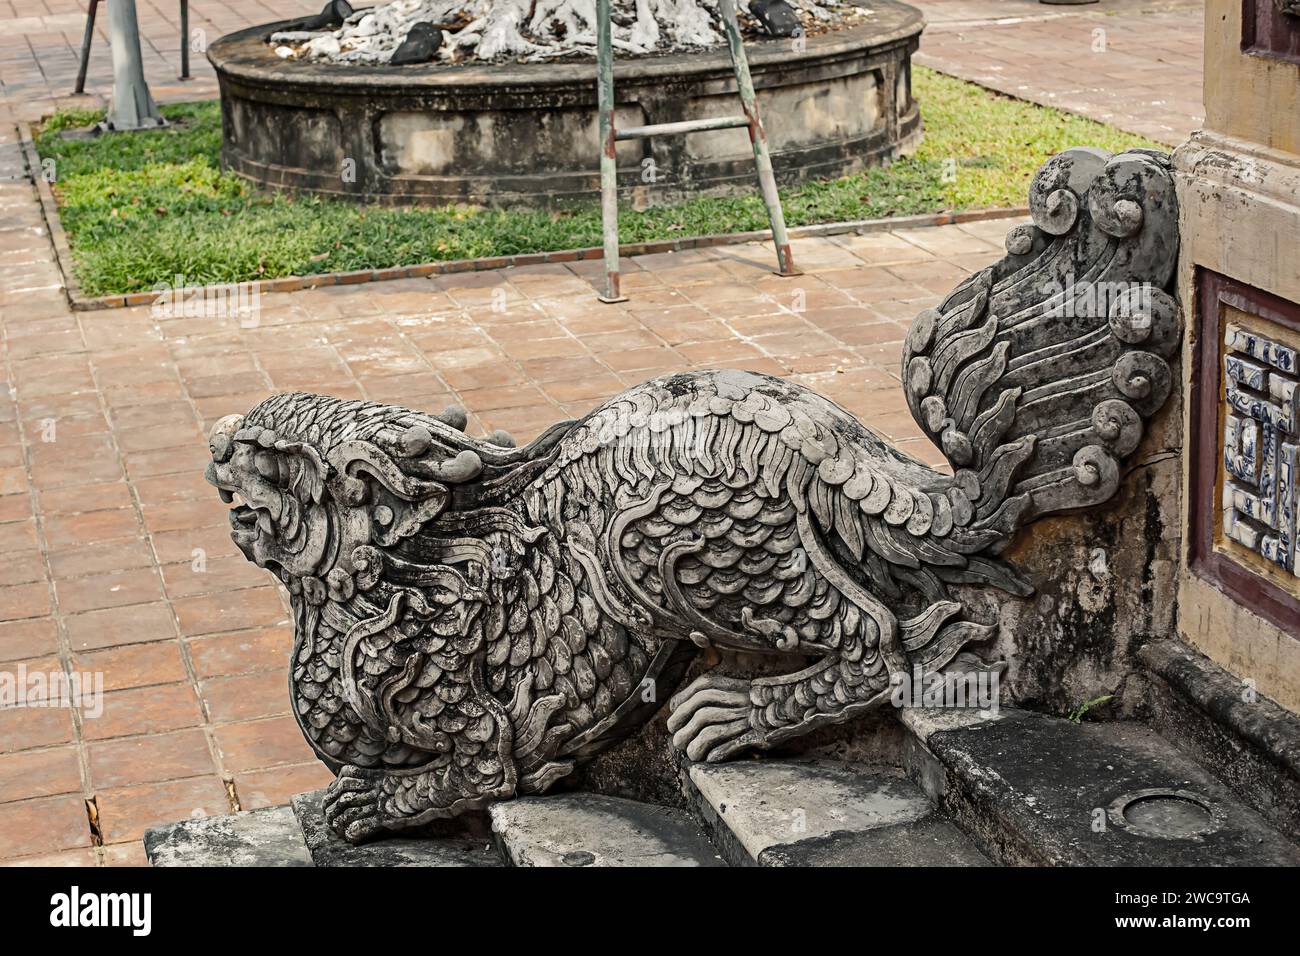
left=1138, top=638, right=1300, bottom=834
left=145, top=805, right=313, bottom=867
left=144, top=792, right=504, bottom=866
left=901, top=708, right=1300, bottom=866
left=684, top=758, right=990, bottom=866
left=291, top=791, right=503, bottom=866
left=489, top=792, right=725, bottom=867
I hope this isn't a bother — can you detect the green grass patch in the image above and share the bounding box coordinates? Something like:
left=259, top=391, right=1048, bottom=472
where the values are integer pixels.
left=37, top=68, right=1159, bottom=297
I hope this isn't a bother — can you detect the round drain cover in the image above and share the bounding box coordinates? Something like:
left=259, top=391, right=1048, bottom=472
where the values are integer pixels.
left=1107, top=789, right=1224, bottom=840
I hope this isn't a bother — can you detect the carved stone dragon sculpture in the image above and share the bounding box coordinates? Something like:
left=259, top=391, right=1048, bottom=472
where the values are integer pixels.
left=205, top=148, right=1181, bottom=842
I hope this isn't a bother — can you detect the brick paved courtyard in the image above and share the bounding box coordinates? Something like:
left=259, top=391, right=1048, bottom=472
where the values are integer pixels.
left=0, top=1, right=1202, bottom=865
left=915, top=0, right=1204, bottom=146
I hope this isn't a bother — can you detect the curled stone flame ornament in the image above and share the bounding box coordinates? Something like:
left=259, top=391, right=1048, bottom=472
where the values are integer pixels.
left=205, top=148, right=1181, bottom=843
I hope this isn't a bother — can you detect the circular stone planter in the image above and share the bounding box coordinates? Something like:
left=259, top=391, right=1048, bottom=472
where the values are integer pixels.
left=207, top=0, right=923, bottom=208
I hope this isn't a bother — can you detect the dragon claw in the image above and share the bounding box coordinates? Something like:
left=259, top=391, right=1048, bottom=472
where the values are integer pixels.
left=667, top=674, right=765, bottom=762
left=322, top=765, right=387, bottom=844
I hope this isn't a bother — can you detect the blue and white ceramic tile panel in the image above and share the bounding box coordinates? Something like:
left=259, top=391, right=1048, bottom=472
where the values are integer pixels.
left=1222, top=322, right=1300, bottom=573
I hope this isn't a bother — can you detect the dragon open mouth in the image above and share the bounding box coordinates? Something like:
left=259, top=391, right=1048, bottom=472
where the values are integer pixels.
left=229, top=503, right=258, bottom=529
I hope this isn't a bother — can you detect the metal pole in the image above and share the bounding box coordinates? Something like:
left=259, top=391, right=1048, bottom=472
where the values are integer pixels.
left=104, top=0, right=167, bottom=131
left=180, top=0, right=191, bottom=80
left=74, top=0, right=101, bottom=95
left=718, top=0, right=798, bottom=276
left=596, top=0, right=626, bottom=303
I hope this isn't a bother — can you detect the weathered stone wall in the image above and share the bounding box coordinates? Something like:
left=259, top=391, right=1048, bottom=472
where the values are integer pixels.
left=972, top=411, right=1181, bottom=718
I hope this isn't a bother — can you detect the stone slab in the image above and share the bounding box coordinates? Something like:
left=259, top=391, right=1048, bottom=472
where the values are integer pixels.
left=919, top=710, right=1300, bottom=866
left=144, top=805, right=313, bottom=867
left=291, top=791, right=502, bottom=867
left=687, top=758, right=988, bottom=866
left=1138, top=638, right=1300, bottom=834
left=758, top=816, right=991, bottom=867
left=489, top=793, right=724, bottom=867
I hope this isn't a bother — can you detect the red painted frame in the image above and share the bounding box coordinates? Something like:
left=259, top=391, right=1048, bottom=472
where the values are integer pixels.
left=1242, top=0, right=1300, bottom=66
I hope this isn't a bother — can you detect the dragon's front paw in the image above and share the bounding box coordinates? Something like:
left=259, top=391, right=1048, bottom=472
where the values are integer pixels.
left=667, top=674, right=766, bottom=762
left=322, top=765, right=388, bottom=844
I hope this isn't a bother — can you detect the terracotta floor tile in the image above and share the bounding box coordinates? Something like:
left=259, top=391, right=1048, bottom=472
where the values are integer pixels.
left=0, top=520, right=38, bottom=554
left=47, top=538, right=155, bottom=580
left=94, top=776, right=230, bottom=845
left=161, top=554, right=274, bottom=600
left=595, top=346, right=686, bottom=374
left=0, top=550, right=46, bottom=589
left=101, top=841, right=150, bottom=867
left=676, top=339, right=766, bottom=364
left=641, top=318, right=732, bottom=347
left=0, top=581, right=51, bottom=622
left=486, top=335, right=572, bottom=361
left=358, top=373, right=451, bottom=404
left=141, top=497, right=230, bottom=535
left=131, top=471, right=213, bottom=507
left=173, top=587, right=288, bottom=638
left=88, top=729, right=216, bottom=789
left=542, top=375, right=630, bottom=404
left=115, top=422, right=207, bottom=456
left=73, top=641, right=188, bottom=693
left=0, top=794, right=92, bottom=860
left=108, top=401, right=200, bottom=433
left=184, top=371, right=270, bottom=401
left=751, top=330, right=842, bottom=360
left=476, top=406, right=566, bottom=442
left=2, top=846, right=100, bottom=867
left=16, top=392, right=102, bottom=424
left=187, top=627, right=294, bottom=679
left=0, top=618, right=59, bottom=663
left=0, top=468, right=27, bottom=498
left=213, top=715, right=317, bottom=774
left=84, top=680, right=201, bottom=742
left=0, top=495, right=32, bottom=524
left=825, top=321, right=909, bottom=348
left=0, top=705, right=75, bottom=754
left=54, top=567, right=164, bottom=615
left=150, top=521, right=244, bottom=565
left=37, top=480, right=135, bottom=517
left=65, top=602, right=178, bottom=652
left=580, top=329, right=664, bottom=353
left=103, top=379, right=188, bottom=411
left=29, top=442, right=122, bottom=491
left=202, top=670, right=290, bottom=723
left=457, top=384, right=550, bottom=413
left=0, top=747, right=82, bottom=804
left=43, top=508, right=141, bottom=549
left=234, top=762, right=335, bottom=811
left=122, top=443, right=211, bottom=481
left=21, top=413, right=108, bottom=444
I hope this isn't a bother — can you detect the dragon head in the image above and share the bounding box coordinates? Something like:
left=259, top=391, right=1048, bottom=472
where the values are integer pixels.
left=203, top=393, right=499, bottom=605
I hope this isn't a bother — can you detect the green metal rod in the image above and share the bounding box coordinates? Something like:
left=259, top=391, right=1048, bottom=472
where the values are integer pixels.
left=718, top=0, right=797, bottom=276
left=595, top=0, right=626, bottom=302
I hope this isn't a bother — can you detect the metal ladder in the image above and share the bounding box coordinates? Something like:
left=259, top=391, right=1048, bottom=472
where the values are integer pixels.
left=595, top=0, right=799, bottom=302
left=75, top=0, right=192, bottom=94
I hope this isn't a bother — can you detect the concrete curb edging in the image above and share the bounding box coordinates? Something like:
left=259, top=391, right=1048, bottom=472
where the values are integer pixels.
left=20, top=120, right=1028, bottom=313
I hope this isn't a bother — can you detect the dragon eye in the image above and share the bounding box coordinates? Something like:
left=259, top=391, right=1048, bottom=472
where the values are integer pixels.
left=254, top=450, right=283, bottom=484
